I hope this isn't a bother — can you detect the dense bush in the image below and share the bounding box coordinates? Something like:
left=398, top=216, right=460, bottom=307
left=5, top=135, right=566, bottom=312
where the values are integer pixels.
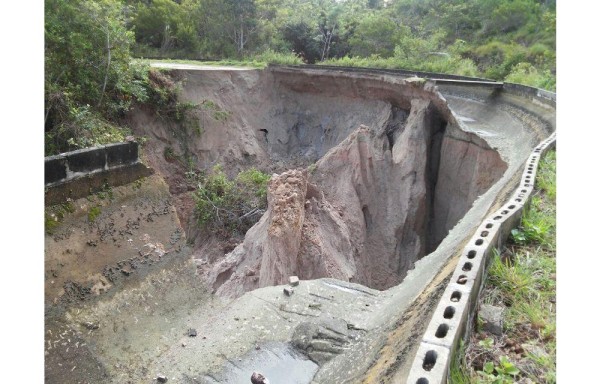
left=194, top=166, right=271, bottom=236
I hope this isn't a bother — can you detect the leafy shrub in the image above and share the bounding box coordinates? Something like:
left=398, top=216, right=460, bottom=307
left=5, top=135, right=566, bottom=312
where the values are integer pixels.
left=194, top=165, right=271, bottom=236
left=478, top=356, right=520, bottom=383
left=505, top=62, right=555, bottom=91
left=252, top=49, right=304, bottom=66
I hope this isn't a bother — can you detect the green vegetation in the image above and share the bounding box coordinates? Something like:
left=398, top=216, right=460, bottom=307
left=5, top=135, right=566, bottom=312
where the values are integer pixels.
left=95, top=182, right=115, bottom=201
left=45, top=201, right=76, bottom=234
left=126, top=0, right=554, bottom=88
left=451, top=149, right=556, bottom=383
left=45, top=0, right=145, bottom=155
left=45, top=0, right=554, bottom=155
left=87, top=206, right=103, bottom=222
left=478, top=356, right=520, bottom=384
left=193, top=165, right=270, bottom=236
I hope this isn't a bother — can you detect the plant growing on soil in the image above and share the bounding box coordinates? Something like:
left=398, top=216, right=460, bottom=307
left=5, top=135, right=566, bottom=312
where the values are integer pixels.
left=88, top=205, right=102, bottom=222
left=45, top=200, right=76, bottom=234
left=164, top=146, right=177, bottom=162
left=194, top=165, right=271, bottom=236
left=478, top=356, right=520, bottom=384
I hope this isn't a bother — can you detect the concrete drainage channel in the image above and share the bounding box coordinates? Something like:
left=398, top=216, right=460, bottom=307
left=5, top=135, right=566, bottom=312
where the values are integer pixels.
left=406, top=132, right=556, bottom=384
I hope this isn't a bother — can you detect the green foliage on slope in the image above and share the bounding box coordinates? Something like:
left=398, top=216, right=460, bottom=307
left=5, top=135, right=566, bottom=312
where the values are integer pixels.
left=45, top=0, right=555, bottom=154
left=193, top=165, right=271, bottom=236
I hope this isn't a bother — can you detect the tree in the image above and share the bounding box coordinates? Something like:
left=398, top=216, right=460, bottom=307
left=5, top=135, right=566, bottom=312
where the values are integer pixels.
left=225, top=0, right=259, bottom=57
left=45, top=0, right=145, bottom=154
left=349, top=14, right=401, bottom=58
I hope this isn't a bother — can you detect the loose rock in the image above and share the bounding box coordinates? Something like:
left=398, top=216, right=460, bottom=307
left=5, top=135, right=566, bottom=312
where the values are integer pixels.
left=187, top=328, right=197, bottom=337
left=289, top=276, right=300, bottom=286
left=479, top=304, right=504, bottom=336
left=283, top=287, right=294, bottom=296
left=251, top=371, right=269, bottom=384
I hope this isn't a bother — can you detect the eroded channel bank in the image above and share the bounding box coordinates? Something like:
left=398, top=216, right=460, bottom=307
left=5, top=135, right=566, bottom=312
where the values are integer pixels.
left=44, top=66, right=554, bottom=383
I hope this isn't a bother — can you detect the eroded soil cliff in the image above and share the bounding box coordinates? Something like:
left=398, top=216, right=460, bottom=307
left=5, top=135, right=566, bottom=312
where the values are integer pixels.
left=125, top=68, right=506, bottom=297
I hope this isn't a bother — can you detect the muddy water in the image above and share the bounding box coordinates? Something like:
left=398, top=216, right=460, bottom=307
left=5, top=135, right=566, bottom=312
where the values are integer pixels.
left=210, top=342, right=318, bottom=384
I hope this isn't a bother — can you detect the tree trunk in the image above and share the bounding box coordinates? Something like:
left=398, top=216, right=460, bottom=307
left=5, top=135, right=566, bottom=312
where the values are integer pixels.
left=98, top=28, right=111, bottom=108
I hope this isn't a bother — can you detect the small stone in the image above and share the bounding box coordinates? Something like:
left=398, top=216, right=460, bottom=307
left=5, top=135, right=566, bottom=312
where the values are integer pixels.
left=82, top=322, right=99, bottom=330
left=182, top=341, right=187, bottom=347
left=157, top=375, right=168, bottom=383
left=479, top=304, right=504, bottom=336
left=283, top=287, right=294, bottom=296
left=251, top=371, right=269, bottom=384
left=289, top=276, right=300, bottom=286
left=187, top=328, right=197, bottom=337
left=522, top=343, right=549, bottom=359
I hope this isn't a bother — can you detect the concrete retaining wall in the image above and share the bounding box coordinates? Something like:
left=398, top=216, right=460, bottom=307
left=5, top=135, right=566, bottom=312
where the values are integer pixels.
left=45, top=142, right=140, bottom=186
left=405, top=132, right=556, bottom=384
left=45, top=141, right=153, bottom=205
left=272, top=64, right=495, bottom=82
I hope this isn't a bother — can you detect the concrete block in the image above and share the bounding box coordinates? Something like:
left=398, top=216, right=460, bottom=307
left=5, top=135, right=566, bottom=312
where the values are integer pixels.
left=289, top=276, right=300, bottom=286
left=45, top=155, right=67, bottom=185
left=405, top=342, right=451, bottom=384
left=498, top=205, right=524, bottom=246
left=67, top=147, right=107, bottom=173
left=422, top=283, right=471, bottom=352
left=449, top=247, right=486, bottom=296
left=106, top=142, right=138, bottom=167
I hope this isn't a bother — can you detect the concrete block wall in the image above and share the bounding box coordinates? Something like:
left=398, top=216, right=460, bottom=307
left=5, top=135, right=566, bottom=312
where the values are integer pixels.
left=503, top=82, right=556, bottom=107
left=405, top=131, right=556, bottom=384
left=44, top=141, right=153, bottom=205
left=45, top=141, right=139, bottom=186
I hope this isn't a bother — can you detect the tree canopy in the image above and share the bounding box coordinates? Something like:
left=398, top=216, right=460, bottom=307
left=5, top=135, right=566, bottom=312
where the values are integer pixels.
left=45, top=0, right=556, bottom=154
